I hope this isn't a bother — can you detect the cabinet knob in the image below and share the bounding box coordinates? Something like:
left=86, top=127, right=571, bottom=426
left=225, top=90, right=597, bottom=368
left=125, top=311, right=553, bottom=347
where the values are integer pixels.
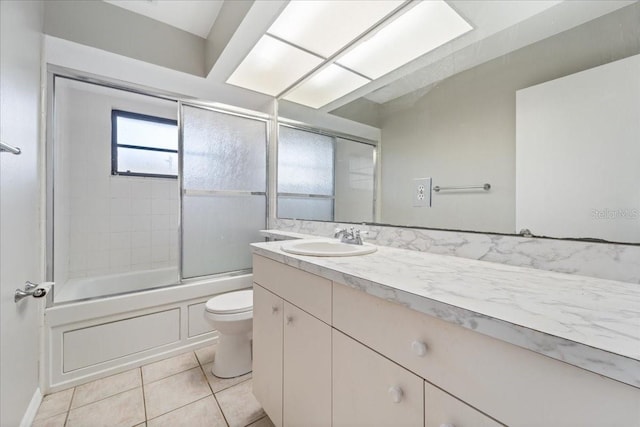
left=272, top=306, right=279, bottom=314
left=286, top=316, right=293, bottom=325
left=411, top=340, right=428, bottom=357
left=387, top=386, right=403, bottom=403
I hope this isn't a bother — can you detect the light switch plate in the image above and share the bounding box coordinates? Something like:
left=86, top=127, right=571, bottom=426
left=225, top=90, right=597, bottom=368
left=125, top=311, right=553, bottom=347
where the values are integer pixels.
left=413, top=177, right=432, bottom=207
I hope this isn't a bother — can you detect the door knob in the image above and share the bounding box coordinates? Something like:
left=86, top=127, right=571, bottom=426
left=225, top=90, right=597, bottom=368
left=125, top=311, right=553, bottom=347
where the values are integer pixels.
left=388, top=386, right=404, bottom=403
left=411, top=340, right=428, bottom=357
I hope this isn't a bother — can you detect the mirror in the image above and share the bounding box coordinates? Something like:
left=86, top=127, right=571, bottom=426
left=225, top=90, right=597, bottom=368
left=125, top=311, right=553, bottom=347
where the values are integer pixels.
left=277, top=1, right=640, bottom=244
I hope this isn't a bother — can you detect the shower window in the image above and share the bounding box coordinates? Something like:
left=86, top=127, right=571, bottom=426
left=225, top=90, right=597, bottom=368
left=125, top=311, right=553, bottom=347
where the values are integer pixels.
left=111, top=110, right=178, bottom=178
left=277, top=125, right=335, bottom=221
left=181, top=105, right=268, bottom=279
left=277, top=124, right=376, bottom=223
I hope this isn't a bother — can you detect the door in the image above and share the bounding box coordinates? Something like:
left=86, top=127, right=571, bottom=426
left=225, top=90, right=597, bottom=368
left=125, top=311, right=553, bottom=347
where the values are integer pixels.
left=283, top=302, right=331, bottom=427
left=0, top=1, right=45, bottom=425
left=333, top=330, right=424, bottom=427
left=181, top=104, right=267, bottom=278
left=252, top=284, right=284, bottom=427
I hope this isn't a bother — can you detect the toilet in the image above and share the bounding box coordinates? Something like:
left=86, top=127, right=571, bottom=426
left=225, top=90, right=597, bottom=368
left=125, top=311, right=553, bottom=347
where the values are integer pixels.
left=204, top=289, right=253, bottom=378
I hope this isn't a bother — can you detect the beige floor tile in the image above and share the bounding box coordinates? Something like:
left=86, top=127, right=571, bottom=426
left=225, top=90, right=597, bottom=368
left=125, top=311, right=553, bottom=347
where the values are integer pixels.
left=71, top=368, right=141, bottom=408
left=66, top=387, right=145, bottom=427
left=147, top=396, right=226, bottom=427
left=34, top=388, right=74, bottom=421
left=202, top=361, right=252, bottom=393
left=142, top=352, right=199, bottom=384
left=144, top=367, right=212, bottom=419
left=195, top=344, right=217, bottom=365
left=216, top=379, right=264, bottom=427
left=246, top=416, right=275, bottom=427
left=31, top=412, right=67, bottom=427
left=133, top=424, right=146, bottom=427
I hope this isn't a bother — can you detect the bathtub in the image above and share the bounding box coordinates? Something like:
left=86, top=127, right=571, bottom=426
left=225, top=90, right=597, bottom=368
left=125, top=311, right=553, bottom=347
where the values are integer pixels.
left=42, top=271, right=253, bottom=393
left=55, top=267, right=180, bottom=303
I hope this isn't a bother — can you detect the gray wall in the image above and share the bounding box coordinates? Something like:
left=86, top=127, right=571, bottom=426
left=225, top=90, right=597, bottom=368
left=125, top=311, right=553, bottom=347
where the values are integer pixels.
left=0, top=0, right=44, bottom=425
left=44, top=0, right=206, bottom=77
left=378, top=3, right=640, bottom=233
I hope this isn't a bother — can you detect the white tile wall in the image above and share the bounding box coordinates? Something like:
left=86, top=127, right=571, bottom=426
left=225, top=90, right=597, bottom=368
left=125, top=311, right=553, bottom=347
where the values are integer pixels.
left=55, top=82, right=179, bottom=282
left=67, top=176, right=179, bottom=279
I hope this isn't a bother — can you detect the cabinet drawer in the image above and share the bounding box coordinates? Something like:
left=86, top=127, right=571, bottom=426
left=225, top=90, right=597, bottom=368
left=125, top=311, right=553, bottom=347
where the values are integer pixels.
left=333, top=282, right=640, bottom=426
left=333, top=330, right=423, bottom=427
left=425, top=381, right=501, bottom=427
left=253, top=255, right=331, bottom=323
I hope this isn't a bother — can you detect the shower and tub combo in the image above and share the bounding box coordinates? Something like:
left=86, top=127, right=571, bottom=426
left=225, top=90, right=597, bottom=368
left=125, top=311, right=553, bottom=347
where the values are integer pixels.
left=42, top=71, right=267, bottom=391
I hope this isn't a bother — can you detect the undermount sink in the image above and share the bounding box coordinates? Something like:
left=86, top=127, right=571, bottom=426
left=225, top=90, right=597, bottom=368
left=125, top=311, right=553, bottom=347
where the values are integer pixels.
left=280, top=240, right=377, bottom=257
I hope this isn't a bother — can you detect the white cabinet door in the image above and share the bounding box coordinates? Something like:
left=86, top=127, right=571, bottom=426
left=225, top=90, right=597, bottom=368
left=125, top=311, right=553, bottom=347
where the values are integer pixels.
left=333, top=330, right=423, bottom=427
left=253, top=284, right=284, bottom=427
left=283, top=302, right=331, bottom=427
left=425, top=381, right=503, bottom=427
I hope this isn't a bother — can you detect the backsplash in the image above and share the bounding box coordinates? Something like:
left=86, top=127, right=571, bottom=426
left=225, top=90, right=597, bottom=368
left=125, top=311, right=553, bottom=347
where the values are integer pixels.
left=270, top=218, right=640, bottom=284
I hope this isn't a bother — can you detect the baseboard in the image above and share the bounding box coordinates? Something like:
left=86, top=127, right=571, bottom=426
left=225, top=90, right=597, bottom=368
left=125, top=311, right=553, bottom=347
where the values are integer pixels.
left=19, top=388, right=43, bottom=427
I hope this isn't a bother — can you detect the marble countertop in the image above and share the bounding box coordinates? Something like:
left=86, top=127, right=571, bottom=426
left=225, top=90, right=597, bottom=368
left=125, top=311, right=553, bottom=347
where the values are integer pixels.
left=251, top=237, right=640, bottom=389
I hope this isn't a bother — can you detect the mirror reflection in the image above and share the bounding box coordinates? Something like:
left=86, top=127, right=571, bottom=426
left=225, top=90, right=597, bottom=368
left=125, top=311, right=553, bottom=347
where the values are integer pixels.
left=277, top=1, right=640, bottom=244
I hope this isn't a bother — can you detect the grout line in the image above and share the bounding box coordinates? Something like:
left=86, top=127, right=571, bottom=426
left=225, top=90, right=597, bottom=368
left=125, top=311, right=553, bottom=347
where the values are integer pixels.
left=63, top=387, right=76, bottom=427
left=145, top=394, right=213, bottom=424
left=140, top=368, right=148, bottom=423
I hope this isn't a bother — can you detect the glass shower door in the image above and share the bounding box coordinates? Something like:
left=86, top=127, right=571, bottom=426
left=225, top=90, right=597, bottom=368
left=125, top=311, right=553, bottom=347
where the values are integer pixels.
left=181, top=105, right=267, bottom=278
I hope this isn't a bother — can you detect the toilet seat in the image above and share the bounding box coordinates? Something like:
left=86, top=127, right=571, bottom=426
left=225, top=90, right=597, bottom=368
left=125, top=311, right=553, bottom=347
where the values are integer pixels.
left=206, top=289, right=253, bottom=315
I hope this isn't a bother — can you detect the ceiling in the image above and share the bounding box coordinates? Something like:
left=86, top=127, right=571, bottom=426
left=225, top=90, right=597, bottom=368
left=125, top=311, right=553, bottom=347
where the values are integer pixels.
left=103, top=0, right=223, bottom=38
left=101, top=0, right=635, bottom=112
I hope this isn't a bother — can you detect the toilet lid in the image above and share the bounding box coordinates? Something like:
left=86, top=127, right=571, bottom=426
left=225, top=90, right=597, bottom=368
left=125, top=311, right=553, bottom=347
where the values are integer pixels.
left=206, top=290, right=253, bottom=314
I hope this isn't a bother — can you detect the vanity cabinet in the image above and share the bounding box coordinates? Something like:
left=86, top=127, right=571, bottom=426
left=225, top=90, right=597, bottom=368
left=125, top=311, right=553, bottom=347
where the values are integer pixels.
left=252, top=284, right=284, bottom=427
left=253, top=254, right=640, bottom=427
left=333, top=329, right=423, bottom=427
left=252, top=256, right=332, bottom=427
left=424, top=381, right=500, bottom=427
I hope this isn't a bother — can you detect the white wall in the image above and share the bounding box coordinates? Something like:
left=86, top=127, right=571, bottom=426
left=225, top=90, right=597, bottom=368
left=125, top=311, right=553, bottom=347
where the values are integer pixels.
left=516, top=54, right=640, bottom=243
left=44, top=0, right=206, bottom=76
left=54, top=79, right=179, bottom=286
left=378, top=4, right=640, bottom=234
left=0, top=1, right=45, bottom=425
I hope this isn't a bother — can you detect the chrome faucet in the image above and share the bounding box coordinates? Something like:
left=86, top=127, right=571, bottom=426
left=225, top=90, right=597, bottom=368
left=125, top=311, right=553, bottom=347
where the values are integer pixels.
left=334, top=227, right=365, bottom=245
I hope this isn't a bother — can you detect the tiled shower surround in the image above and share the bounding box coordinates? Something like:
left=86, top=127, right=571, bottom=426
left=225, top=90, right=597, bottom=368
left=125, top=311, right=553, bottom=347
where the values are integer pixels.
left=270, top=219, right=640, bottom=284
left=55, top=80, right=179, bottom=282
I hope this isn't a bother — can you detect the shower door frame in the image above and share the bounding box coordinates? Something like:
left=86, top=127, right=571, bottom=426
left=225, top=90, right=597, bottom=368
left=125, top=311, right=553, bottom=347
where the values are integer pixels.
left=44, top=65, right=271, bottom=302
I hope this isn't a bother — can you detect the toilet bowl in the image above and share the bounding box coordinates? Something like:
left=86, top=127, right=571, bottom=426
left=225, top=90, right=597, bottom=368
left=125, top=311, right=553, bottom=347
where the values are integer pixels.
left=204, top=289, right=253, bottom=378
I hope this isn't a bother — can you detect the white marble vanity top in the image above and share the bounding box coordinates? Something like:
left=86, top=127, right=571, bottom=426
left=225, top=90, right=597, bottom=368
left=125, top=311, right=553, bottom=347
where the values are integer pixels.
left=251, top=236, right=640, bottom=389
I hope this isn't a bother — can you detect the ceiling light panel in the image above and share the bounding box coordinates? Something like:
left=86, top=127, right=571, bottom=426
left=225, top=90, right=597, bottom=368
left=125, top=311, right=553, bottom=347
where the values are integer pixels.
left=267, top=0, right=404, bottom=58
left=338, top=0, right=472, bottom=79
left=226, top=35, right=323, bottom=96
left=284, top=65, right=370, bottom=109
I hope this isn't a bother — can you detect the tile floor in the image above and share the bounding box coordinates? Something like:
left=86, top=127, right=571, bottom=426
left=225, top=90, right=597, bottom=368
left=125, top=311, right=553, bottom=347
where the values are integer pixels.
left=32, top=344, right=274, bottom=427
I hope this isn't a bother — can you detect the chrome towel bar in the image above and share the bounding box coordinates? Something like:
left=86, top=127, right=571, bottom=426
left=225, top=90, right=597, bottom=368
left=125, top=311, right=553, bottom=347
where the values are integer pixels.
left=433, top=183, right=491, bottom=192
left=0, top=140, right=21, bottom=155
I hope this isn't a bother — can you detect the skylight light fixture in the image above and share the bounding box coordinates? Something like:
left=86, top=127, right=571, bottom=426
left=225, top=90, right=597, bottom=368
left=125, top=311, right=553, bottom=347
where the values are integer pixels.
left=226, top=35, right=323, bottom=96
left=283, top=64, right=370, bottom=109
left=268, top=0, right=404, bottom=58
left=337, top=0, right=472, bottom=79
left=225, top=0, right=473, bottom=109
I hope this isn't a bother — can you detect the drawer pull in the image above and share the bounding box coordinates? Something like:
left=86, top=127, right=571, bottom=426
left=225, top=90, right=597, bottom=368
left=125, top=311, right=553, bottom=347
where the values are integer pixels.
left=388, top=386, right=404, bottom=403
left=286, top=316, right=294, bottom=325
left=439, top=424, right=455, bottom=427
left=411, top=340, right=428, bottom=357
left=272, top=306, right=279, bottom=314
